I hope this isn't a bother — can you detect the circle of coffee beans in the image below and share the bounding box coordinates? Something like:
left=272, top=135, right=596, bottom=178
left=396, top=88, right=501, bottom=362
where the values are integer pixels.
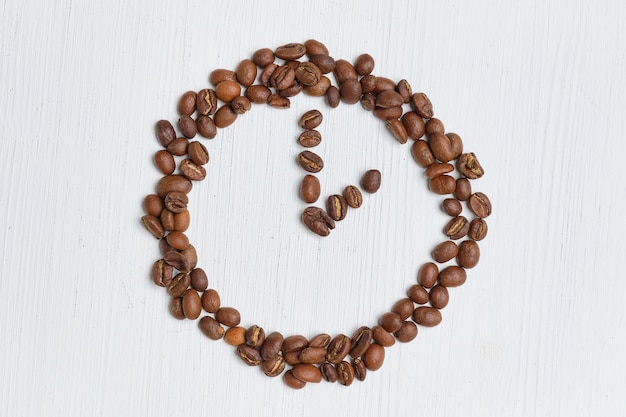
left=142, top=39, right=492, bottom=389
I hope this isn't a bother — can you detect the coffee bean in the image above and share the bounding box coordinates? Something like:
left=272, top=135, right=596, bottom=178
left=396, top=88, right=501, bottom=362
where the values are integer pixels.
left=339, top=78, right=362, bottom=104
left=454, top=178, right=472, bottom=201
left=215, top=307, right=241, bottom=327
left=304, top=39, right=329, bottom=56
left=444, top=216, right=470, bottom=240
left=396, top=79, right=412, bottom=103
left=261, top=331, right=284, bottom=360
left=432, top=241, right=459, bottom=263
left=300, top=175, right=321, bottom=203
left=386, top=119, right=408, bottom=144
left=458, top=240, right=480, bottom=268
left=196, top=89, right=217, bottom=116
left=270, top=65, right=296, bottom=90
left=154, top=150, right=175, bottom=175
left=326, top=334, right=351, bottom=364
left=178, top=115, right=197, bottom=138
left=283, top=370, right=306, bottom=389
left=374, top=76, right=396, bottom=93
left=260, top=63, right=278, bottom=86
left=321, top=362, right=339, bottom=382
left=376, top=90, right=404, bottom=108
left=429, top=132, right=456, bottom=162
left=231, top=96, right=251, bottom=114
left=350, top=326, right=373, bottom=358
left=195, top=115, right=216, bottom=139
left=325, top=85, right=340, bottom=108
left=181, top=244, right=197, bottom=271
left=297, top=150, right=323, bottom=173
left=360, top=169, right=381, bottom=193
left=213, top=105, right=238, bottom=128
left=353, top=358, right=367, bottom=381
left=180, top=159, right=206, bottom=181
left=251, top=47, right=275, bottom=67
left=424, top=162, right=454, bottom=179
left=292, top=364, right=322, bottom=383
left=167, top=272, right=190, bottom=297
left=237, top=344, right=262, bottom=365
left=394, top=321, right=418, bottom=343
left=429, top=175, right=456, bottom=195
left=371, top=326, right=396, bottom=347
left=309, top=333, right=331, bottom=348
left=360, top=93, right=376, bottom=111
left=182, top=289, right=202, bottom=320
left=326, top=194, right=348, bottom=221
left=373, top=105, right=403, bottom=120
left=209, top=69, right=237, bottom=85
left=442, top=198, right=463, bottom=216
left=267, top=94, right=290, bottom=109
left=425, top=117, right=445, bottom=135
left=354, top=53, right=375, bottom=76
left=360, top=74, right=376, bottom=94
left=189, top=268, right=208, bottom=291
left=282, top=335, right=309, bottom=353
left=245, top=85, right=272, bottom=103
left=215, top=80, right=241, bottom=102
left=468, top=218, right=488, bottom=241
left=407, top=284, right=430, bottom=304
left=336, top=361, right=355, bottom=386
left=379, top=312, right=403, bottom=333
left=279, top=82, right=303, bottom=98
left=156, top=120, right=176, bottom=147
left=298, top=130, right=322, bottom=147
left=166, top=137, right=189, bottom=156
left=187, top=141, right=209, bottom=166
left=402, top=111, right=426, bottom=140
left=143, top=194, right=164, bottom=217
left=299, top=347, right=327, bottom=364
left=308, top=54, right=336, bottom=75
left=178, top=91, right=197, bottom=116
left=225, top=326, right=247, bottom=346
left=412, top=306, right=442, bottom=327
left=275, top=43, right=306, bottom=60
left=173, top=210, right=190, bottom=232
left=417, top=262, right=439, bottom=288
left=438, top=266, right=467, bottom=287
left=169, top=297, right=185, bottom=320
left=166, top=231, right=189, bottom=250
left=235, top=59, right=257, bottom=87
left=151, top=259, right=173, bottom=287
left=156, top=175, right=192, bottom=198
left=303, top=76, right=331, bottom=96
left=343, top=185, right=363, bottom=208
left=458, top=152, right=484, bottom=179
left=245, top=325, right=266, bottom=348
left=141, top=214, right=165, bottom=239
left=333, top=59, right=358, bottom=85
left=391, top=298, right=415, bottom=320
left=160, top=209, right=175, bottom=231
left=411, top=92, right=434, bottom=119
left=299, top=110, right=323, bottom=129
left=447, top=133, right=464, bottom=158
left=295, top=62, right=323, bottom=86
left=429, top=285, right=449, bottom=309
left=363, top=343, right=385, bottom=371
left=411, top=140, right=435, bottom=167
left=201, top=289, right=220, bottom=313
left=469, top=192, right=492, bottom=218
left=199, top=316, right=224, bottom=340
left=262, top=356, right=286, bottom=377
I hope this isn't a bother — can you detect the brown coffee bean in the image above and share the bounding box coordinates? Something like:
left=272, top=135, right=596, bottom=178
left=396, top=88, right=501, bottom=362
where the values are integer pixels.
left=284, top=351, right=302, bottom=365
left=321, top=362, right=339, bottom=383
left=275, top=43, right=306, bottom=60
left=350, top=326, right=373, bottom=358
left=297, top=151, right=323, bottom=173
left=371, top=326, right=396, bottom=347
left=298, top=130, right=322, bottom=147
left=326, top=194, right=348, bottom=221
left=429, top=132, right=456, bottom=162
left=454, top=178, right=472, bottom=201
left=469, top=192, right=492, bottom=218
left=235, top=59, right=257, bottom=87
left=402, top=111, right=426, bottom=140
left=299, top=347, right=327, bottom=364
left=198, top=316, right=224, bottom=340
left=225, top=326, right=247, bottom=346
left=371, top=76, right=393, bottom=93
left=166, top=231, right=189, bottom=250
left=180, top=159, right=206, bottom=181
left=424, top=162, right=454, bottom=179
left=407, top=284, right=430, bottom=304
left=429, top=285, right=449, bottom=309
left=444, top=216, right=470, bottom=240
left=394, top=321, right=418, bottom=343
left=336, top=361, right=355, bottom=386
left=231, top=96, right=251, bottom=114
left=279, top=81, right=303, bottom=98
left=164, top=138, right=187, bottom=159
left=447, top=133, right=464, bottom=158
left=209, top=69, right=237, bottom=85
left=261, top=332, right=284, bottom=360
left=458, top=240, right=480, bottom=268
left=251, top=48, right=274, bottom=67
left=386, top=119, right=408, bottom=144
left=326, top=334, right=351, bottom=364
left=308, top=54, right=335, bottom=74
left=425, top=117, right=445, bottom=135
left=182, top=245, right=197, bottom=269
left=429, top=175, right=457, bottom=194
left=432, top=241, right=459, bottom=263
left=196, top=115, right=217, bottom=139
left=354, top=53, right=375, bottom=76
left=392, top=298, right=415, bottom=320
left=173, top=210, right=190, bottom=232
left=143, top=194, right=164, bottom=217
left=141, top=214, right=165, bottom=239
left=295, top=62, right=322, bottom=86
left=333, top=59, right=358, bottom=84
left=303, top=75, right=331, bottom=96
left=267, top=93, right=290, bottom=108
left=360, top=93, right=376, bottom=111
left=292, top=364, right=322, bottom=383
left=411, top=140, right=435, bottom=167
left=360, top=74, right=376, bottom=94
left=373, top=105, right=403, bottom=120
left=339, top=78, right=362, bottom=104
left=159, top=237, right=174, bottom=255
left=178, top=115, right=197, bottom=139
left=309, top=333, right=331, bottom=348
left=283, top=370, right=306, bottom=389
left=353, top=358, right=367, bottom=381
left=213, top=104, right=238, bottom=128
left=282, top=335, right=309, bottom=353
left=215, top=307, right=241, bottom=327
left=325, top=85, right=340, bottom=108
left=151, top=259, right=173, bottom=287
left=260, top=63, right=278, bottom=86
left=411, top=92, right=434, bottom=119
left=196, top=89, right=217, bottom=116
left=302, top=206, right=335, bottom=237
left=361, top=169, right=381, bottom=193
left=156, top=175, right=192, bottom=198
left=160, top=209, right=175, bottom=231
left=300, top=175, right=320, bottom=203
left=156, top=120, right=176, bottom=147
left=237, top=344, right=262, bottom=366
left=167, top=272, right=190, bottom=298
left=379, top=312, right=403, bottom=333
left=396, top=79, right=413, bottom=103
left=468, top=218, right=488, bottom=241
left=458, top=152, right=484, bottom=179
left=417, top=262, right=439, bottom=288
left=187, top=141, right=209, bottom=165
left=169, top=297, right=185, bottom=320
left=376, top=90, right=404, bottom=108
left=245, top=325, right=266, bottom=348
left=413, top=306, right=442, bottom=327
left=262, top=356, right=286, bottom=377
left=154, top=150, right=175, bottom=175
left=442, top=198, right=463, bottom=216
left=182, top=289, right=201, bottom=320
left=299, top=110, right=323, bottom=129
left=189, top=268, right=208, bottom=291
left=270, top=65, right=296, bottom=90
left=178, top=91, right=197, bottom=116
left=343, top=185, right=363, bottom=208
left=438, top=266, right=467, bottom=287
left=215, top=80, right=241, bottom=102
left=245, top=85, right=272, bottom=103
left=362, top=343, right=385, bottom=371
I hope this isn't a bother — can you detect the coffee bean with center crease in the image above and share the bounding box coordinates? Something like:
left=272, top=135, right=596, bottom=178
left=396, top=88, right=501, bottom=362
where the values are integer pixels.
left=156, top=120, right=176, bottom=147
left=245, top=325, right=265, bottom=348
left=151, top=259, right=173, bottom=287
left=298, top=130, right=322, bottom=147
left=297, top=150, right=324, bottom=173
left=361, top=169, right=381, bottom=193
left=336, top=361, right=355, bottom=386
left=350, top=326, right=373, bottom=358
left=326, top=194, right=348, bottom=221
left=302, top=206, right=335, bottom=236
left=469, top=192, right=492, bottom=218
left=274, top=43, right=307, bottom=60
left=283, top=370, right=306, bottom=389
left=261, top=332, right=284, bottom=360
left=270, top=65, right=296, bottom=91
left=353, top=358, right=367, bottom=381
left=187, top=141, right=209, bottom=166
left=299, top=110, right=323, bottom=130
left=411, top=92, right=434, bottom=119
left=196, top=89, right=217, bottom=116
left=468, top=218, right=488, bottom=241
left=141, top=214, right=165, bottom=239
left=169, top=297, right=185, bottom=320
left=396, top=79, right=413, bottom=103
left=458, top=152, right=485, bottom=179
left=343, top=185, right=363, bottom=208
left=180, top=159, right=206, bottom=181
left=167, top=272, right=190, bottom=297
left=326, top=334, right=351, bottom=364
left=237, top=344, right=262, bottom=366
left=444, top=216, right=470, bottom=240
left=295, top=62, right=322, bottom=86
left=262, top=356, right=286, bottom=377
left=321, top=362, right=339, bottom=382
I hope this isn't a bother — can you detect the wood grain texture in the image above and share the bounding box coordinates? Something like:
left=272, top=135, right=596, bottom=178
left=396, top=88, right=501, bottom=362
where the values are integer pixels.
left=1, top=0, right=625, bottom=416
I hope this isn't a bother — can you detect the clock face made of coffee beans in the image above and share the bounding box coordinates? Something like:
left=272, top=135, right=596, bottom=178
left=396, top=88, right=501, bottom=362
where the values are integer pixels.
left=141, top=40, right=491, bottom=389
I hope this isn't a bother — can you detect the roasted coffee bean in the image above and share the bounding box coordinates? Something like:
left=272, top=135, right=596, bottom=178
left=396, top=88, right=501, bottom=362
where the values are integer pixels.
left=152, top=259, right=173, bottom=287
left=363, top=343, right=385, bottom=371
left=339, top=78, right=362, bottom=104
left=379, top=312, right=403, bottom=333
left=169, top=297, right=185, bottom=320
left=283, top=370, right=306, bottom=389
left=458, top=152, right=484, bottom=179
left=300, top=175, right=321, bottom=203
left=424, top=163, right=454, bottom=179
left=429, top=132, right=457, bottom=162
left=231, top=96, right=251, bottom=114
left=325, top=85, right=340, bottom=108
left=267, top=94, right=290, bottom=109
left=444, top=216, right=470, bottom=240
left=297, top=150, right=324, bottom=173
left=251, top=47, right=275, bottom=67
left=173, top=210, right=190, bottom=232
left=468, top=218, right=488, bottom=241
left=142, top=214, right=165, bottom=239
left=458, top=240, right=480, bottom=268
left=299, top=347, right=327, bottom=364
left=196, top=89, right=217, bottom=116
left=418, top=262, right=439, bottom=288
left=321, top=362, right=339, bottom=382
left=295, top=62, right=322, bottom=86
left=374, top=76, right=396, bottom=93
left=333, top=59, right=358, bottom=84
left=225, top=326, right=247, bottom=346
left=360, top=93, right=376, bottom=111
left=260, top=63, right=278, bottom=86
left=159, top=237, right=174, bottom=255
left=343, top=185, right=363, bottom=208
left=156, top=120, right=176, bottom=147
left=394, top=321, right=418, bottom=343
left=309, top=333, right=331, bottom=348
left=182, top=244, right=197, bottom=269
left=429, top=285, right=449, bottom=309
left=182, top=289, right=202, bottom=320
left=209, top=69, right=237, bottom=85
left=402, top=111, right=426, bottom=140
left=425, top=117, right=445, bottom=135
left=326, top=334, right=351, bottom=364
left=350, top=326, right=373, bottom=358
left=246, top=325, right=266, bottom=348
left=413, top=306, right=442, bottom=327
left=196, top=115, right=217, bottom=139
left=455, top=178, right=472, bottom=201
left=178, top=91, right=197, bottom=116
left=166, top=137, right=189, bottom=156
left=432, top=241, right=459, bottom=263
left=278, top=82, right=303, bottom=97
left=373, top=106, right=403, bottom=120
left=411, top=92, right=434, bottom=119
left=199, top=316, right=224, bottom=340
left=299, top=110, right=323, bottom=129
left=262, top=355, right=286, bottom=377
left=376, top=90, right=404, bottom=108
left=237, top=344, right=262, bottom=365
left=407, top=284, right=430, bottom=304
left=354, top=53, right=375, bottom=76
left=261, top=331, right=284, bottom=360
left=246, top=85, right=272, bottom=103
left=154, top=150, right=175, bottom=175
left=469, top=192, right=492, bottom=218
left=353, top=358, right=367, bottom=381
left=270, top=65, right=296, bottom=90
left=189, top=268, right=208, bottom=291
left=303, top=75, right=331, bottom=96
left=275, top=43, right=307, bottom=60
left=292, top=364, right=322, bottom=383
left=396, top=79, right=412, bottom=103
left=284, top=351, right=302, bottom=366
left=166, top=231, right=189, bottom=250
left=215, top=80, right=241, bottom=102
left=386, top=119, right=408, bottom=144
left=360, top=169, right=381, bottom=193
left=235, top=59, right=257, bottom=87
left=302, top=206, right=335, bottom=236
left=447, top=133, right=464, bottom=158
left=326, top=194, right=348, bottom=221
left=167, top=272, right=191, bottom=298
left=143, top=194, right=164, bottom=217
left=304, top=39, right=329, bottom=56
left=429, top=175, right=457, bottom=194
left=178, top=115, right=197, bottom=138
left=360, top=74, right=377, bottom=94
left=187, top=141, right=209, bottom=166
left=156, top=175, right=193, bottom=198
left=411, top=140, right=435, bottom=167
left=160, top=209, right=175, bottom=231
left=298, top=130, right=322, bottom=147
left=392, top=298, right=415, bottom=320
left=336, top=361, right=355, bottom=386
left=442, top=198, right=463, bottom=216
left=180, top=159, right=206, bottom=181
left=215, top=307, right=241, bottom=327
left=371, top=326, right=396, bottom=347
left=213, top=104, right=238, bottom=128
left=282, top=335, right=309, bottom=353
left=308, top=54, right=336, bottom=74
left=202, top=290, right=223, bottom=314
left=438, top=266, right=467, bottom=287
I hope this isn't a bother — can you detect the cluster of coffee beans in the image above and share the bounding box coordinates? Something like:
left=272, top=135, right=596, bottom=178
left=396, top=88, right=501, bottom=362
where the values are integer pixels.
left=141, top=39, right=492, bottom=389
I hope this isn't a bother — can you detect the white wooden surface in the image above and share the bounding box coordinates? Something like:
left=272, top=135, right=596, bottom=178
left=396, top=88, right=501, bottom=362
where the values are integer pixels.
left=1, top=0, right=625, bottom=416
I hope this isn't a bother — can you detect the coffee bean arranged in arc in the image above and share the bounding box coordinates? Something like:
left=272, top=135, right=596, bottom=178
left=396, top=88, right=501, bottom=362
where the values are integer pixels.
left=299, top=109, right=323, bottom=129
left=429, top=175, right=457, bottom=194
left=297, top=150, right=324, bottom=173
left=454, top=178, right=472, bottom=201
left=336, top=361, right=355, bottom=386
left=457, top=240, right=480, bottom=268
left=262, top=355, right=286, bottom=377
left=372, top=326, right=396, bottom=347
left=354, top=53, right=375, bottom=76
left=361, top=169, right=382, bottom=193
left=298, top=129, right=322, bottom=147
left=442, top=198, right=463, bottom=216
left=189, top=268, right=208, bottom=292
left=343, top=185, right=363, bottom=208
left=155, top=120, right=176, bottom=147
left=468, top=218, right=488, bottom=241
left=469, top=192, right=492, bottom=218
left=141, top=215, right=164, bottom=239
left=432, top=241, right=459, bottom=263
left=402, top=112, right=426, bottom=140
left=300, top=175, right=321, bottom=203
left=411, top=140, right=435, bottom=167
left=438, top=266, right=467, bottom=287
left=215, top=307, right=241, bottom=327
left=326, top=194, right=348, bottom=221
left=353, top=358, right=367, bottom=381
left=166, top=137, right=189, bottom=156
left=261, top=332, right=284, bottom=361
left=274, top=43, right=307, bottom=60
left=301, top=206, right=335, bottom=237
left=196, top=89, right=217, bottom=116
left=154, top=150, right=175, bottom=175
left=325, top=85, right=340, bottom=108
left=187, top=141, right=209, bottom=166
left=182, top=289, right=202, bottom=320
left=394, top=321, right=418, bottom=343
left=458, top=152, right=484, bottom=179
left=444, top=216, right=470, bottom=240
left=225, top=327, right=247, bottom=346
left=429, top=285, right=449, bottom=309
left=396, top=79, right=413, bottom=103
left=321, top=362, right=339, bottom=382
left=411, top=92, right=434, bottom=119
left=326, top=334, right=352, bottom=364
left=407, top=284, right=430, bottom=304
left=151, top=259, right=173, bottom=287
left=143, top=194, right=164, bottom=217
left=350, top=326, right=373, bottom=358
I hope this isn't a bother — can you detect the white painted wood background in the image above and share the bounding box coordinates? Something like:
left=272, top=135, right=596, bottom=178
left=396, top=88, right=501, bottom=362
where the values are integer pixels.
left=1, top=0, right=625, bottom=416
